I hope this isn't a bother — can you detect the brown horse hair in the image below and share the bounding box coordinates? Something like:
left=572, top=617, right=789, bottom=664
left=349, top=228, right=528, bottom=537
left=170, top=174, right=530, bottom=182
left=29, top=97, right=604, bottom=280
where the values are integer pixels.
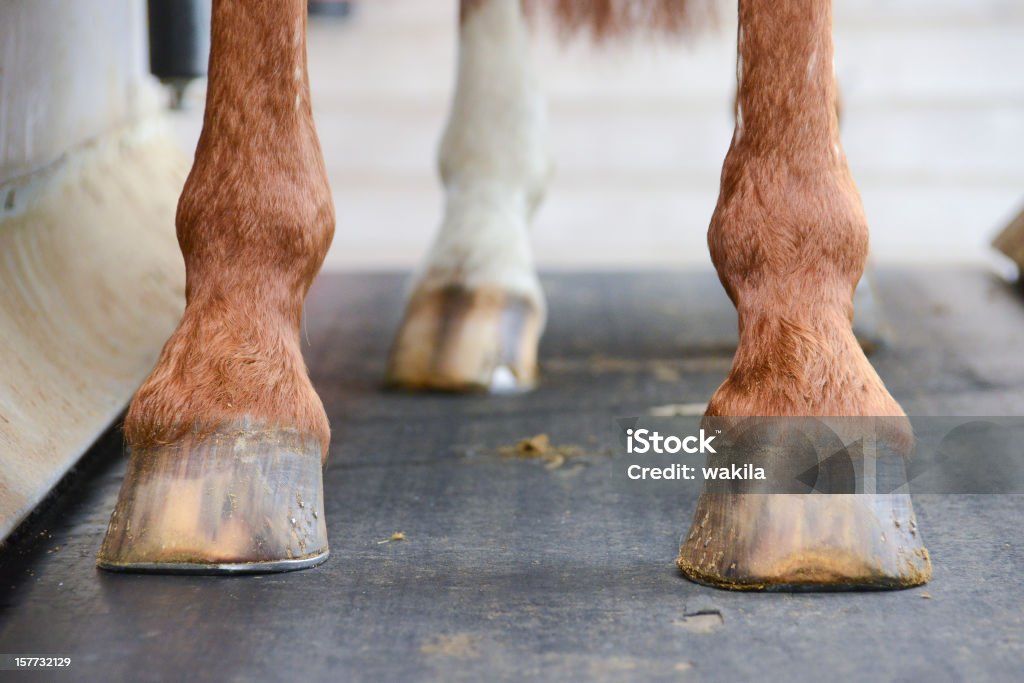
left=123, top=0, right=333, bottom=458
left=461, top=0, right=715, bottom=39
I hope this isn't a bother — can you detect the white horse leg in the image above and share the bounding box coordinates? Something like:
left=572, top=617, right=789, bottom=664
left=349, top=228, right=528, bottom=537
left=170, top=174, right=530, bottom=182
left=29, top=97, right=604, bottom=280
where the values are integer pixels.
left=388, top=0, right=550, bottom=393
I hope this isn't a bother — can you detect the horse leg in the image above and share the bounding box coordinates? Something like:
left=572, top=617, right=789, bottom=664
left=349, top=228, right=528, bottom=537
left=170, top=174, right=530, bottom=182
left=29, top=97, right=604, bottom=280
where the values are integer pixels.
left=387, top=0, right=550, bottom=393
left=678, top=0, right=930, bottom=589
left=98, top=0, right=334, bottom=572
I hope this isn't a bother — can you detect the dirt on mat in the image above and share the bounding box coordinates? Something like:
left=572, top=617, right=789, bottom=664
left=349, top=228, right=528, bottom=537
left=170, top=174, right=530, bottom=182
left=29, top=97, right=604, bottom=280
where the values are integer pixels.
left=420, top=633, right=480, bottom=659
left=499, top=434, right=588, bottom=470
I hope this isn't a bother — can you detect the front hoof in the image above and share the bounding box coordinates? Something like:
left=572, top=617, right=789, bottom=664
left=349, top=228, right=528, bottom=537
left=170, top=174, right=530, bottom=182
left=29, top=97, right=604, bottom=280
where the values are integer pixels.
left=387, top=284, right=543, bottom=393
left=97, top=423, right=328, bottom=574
left=678, top=492, right=931, bottom=591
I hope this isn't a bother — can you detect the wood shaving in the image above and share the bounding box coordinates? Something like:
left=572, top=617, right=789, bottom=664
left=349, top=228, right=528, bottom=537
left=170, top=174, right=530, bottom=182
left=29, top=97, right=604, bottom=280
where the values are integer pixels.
left=500, top=433, right=587, bottom=469
left=377, top=531, right=406, bottom=544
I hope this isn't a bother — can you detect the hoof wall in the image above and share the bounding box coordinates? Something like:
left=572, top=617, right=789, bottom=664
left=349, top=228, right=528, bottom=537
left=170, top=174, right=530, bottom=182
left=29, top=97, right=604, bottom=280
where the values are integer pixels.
left=678, top=493, right=931, bottom=591
left=387, top=284, right=542, bottom=393
left=97, top=424, right=328, bottom=574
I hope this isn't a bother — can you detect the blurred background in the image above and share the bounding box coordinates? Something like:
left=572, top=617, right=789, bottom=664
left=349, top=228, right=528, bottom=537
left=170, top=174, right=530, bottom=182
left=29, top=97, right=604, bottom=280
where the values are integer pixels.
left=167, top=0, right=1024, bottom=271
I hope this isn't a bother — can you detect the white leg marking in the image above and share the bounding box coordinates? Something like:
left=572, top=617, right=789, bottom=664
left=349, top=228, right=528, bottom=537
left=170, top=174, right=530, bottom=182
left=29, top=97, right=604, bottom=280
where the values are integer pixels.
left=418, top=0, right=551, bottom=307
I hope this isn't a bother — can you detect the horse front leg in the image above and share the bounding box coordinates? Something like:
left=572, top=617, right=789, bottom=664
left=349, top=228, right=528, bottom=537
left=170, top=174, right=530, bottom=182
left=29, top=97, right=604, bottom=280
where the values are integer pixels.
left=387, top=0, right=551, bottom=393
left=98, top=0, right=334, bottom=572
left=678, top=0, right=931, bottom=589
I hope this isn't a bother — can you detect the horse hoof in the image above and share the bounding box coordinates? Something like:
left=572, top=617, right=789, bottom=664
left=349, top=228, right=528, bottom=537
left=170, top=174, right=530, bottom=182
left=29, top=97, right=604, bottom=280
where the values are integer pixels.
left=677, top=492, right=931, bottom=591
left=387, top=284, right=542, bottom=393
left=97, top=422, right=328, bottom=574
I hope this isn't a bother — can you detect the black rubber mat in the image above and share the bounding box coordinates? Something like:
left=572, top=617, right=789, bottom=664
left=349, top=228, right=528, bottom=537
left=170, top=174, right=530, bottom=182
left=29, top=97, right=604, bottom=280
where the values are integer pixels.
left=1, top=270, right=1022, bottom=681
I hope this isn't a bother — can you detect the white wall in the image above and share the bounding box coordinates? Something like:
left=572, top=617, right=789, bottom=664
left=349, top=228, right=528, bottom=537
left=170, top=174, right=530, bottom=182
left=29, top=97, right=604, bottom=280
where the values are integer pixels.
left=166, top=0, right=1024, bottom=268
left=0, top=0, right=160, bottom=189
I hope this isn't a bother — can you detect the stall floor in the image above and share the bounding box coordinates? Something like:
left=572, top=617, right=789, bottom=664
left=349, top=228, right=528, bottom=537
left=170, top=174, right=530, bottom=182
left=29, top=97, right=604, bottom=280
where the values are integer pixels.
left=1, top=270, right=1022, bottom=682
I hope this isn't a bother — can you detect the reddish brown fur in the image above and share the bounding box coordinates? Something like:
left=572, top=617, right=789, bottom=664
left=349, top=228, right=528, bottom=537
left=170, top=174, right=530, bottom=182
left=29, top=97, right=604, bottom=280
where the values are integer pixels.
left=124, top=0, right=334, bottom=458
left=706, top=0, right=904, bottom=420
left=463, top=0, right=712, bottom=38
left=127, top=0, right=899, bottom=466
left=531, top=0, right=708, bottom=38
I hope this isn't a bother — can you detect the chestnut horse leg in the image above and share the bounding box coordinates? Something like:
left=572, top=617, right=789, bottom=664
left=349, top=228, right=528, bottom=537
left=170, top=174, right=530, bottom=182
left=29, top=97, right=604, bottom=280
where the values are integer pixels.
left=387, top=0, right=550, bottom=393
left=678, top=0, right=930, bottom=589
left=98, top=0, right=334, bottom=572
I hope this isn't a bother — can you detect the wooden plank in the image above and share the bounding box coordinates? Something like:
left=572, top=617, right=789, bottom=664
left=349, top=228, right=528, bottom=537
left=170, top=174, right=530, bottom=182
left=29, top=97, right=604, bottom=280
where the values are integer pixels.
left=993, top=204, right=1024, bottom=271
left=0, top=130, right=185, bottom=543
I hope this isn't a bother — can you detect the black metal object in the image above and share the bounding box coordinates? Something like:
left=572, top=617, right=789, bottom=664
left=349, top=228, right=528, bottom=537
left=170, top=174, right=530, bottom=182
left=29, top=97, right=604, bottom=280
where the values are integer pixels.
left=147, top=0, right=211, bottom=109
left=309, top=1, right=354, bottom=19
